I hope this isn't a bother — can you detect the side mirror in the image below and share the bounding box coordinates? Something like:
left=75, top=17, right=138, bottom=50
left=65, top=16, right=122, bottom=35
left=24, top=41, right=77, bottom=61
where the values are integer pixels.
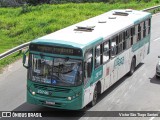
left=23, top=54, right=26, bottom=64
left=158, top=56, right=160, bottom=58
left=23, top=49, right=29, bottom=69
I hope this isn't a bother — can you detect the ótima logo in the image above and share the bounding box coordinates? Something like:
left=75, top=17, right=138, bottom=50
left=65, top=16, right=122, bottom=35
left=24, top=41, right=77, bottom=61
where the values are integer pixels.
left=114, top=56, right=124, bottom=67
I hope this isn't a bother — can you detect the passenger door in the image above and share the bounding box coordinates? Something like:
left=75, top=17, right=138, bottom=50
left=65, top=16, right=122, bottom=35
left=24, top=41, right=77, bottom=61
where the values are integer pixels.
left=83, top=49, right=93, bottom=107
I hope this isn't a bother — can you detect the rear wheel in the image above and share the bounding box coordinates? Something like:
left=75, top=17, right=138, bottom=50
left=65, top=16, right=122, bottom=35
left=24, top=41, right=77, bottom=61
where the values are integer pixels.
left=128, top=57, right=136, bottom=76
left=156, top=75, right=159, bottom=79
left=90, top=85, right=98, bottom=107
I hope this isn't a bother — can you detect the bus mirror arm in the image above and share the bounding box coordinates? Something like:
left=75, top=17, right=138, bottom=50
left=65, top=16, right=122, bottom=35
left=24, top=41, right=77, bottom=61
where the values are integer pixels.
left=23, top=49, right=29, bottom=69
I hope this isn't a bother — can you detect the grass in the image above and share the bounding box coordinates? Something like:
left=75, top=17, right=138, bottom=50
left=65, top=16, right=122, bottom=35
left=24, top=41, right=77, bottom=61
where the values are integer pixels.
left=0, top=1, right=160, bottom=71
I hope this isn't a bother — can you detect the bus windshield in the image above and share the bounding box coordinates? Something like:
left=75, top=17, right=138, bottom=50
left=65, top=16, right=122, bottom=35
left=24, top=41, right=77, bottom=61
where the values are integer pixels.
left=29, top=54, right=82, bottom=86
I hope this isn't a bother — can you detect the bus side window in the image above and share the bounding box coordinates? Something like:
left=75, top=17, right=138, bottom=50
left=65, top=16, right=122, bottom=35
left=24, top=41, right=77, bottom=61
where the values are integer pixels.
left=122, top=31, right=126, bottom=50
left=126, top=29, right=131, bottom=49
left=148, top=18, right=151, bottom=34
left=111, top=36, right=118, bottom=58
left=125, top=29, right=130, bottom=39
left=138, top=24, right=141, bottom=41
left=145, top=20, right=148, bottom=35
left=84, top=49, right=93, bottom=85
left=141, top=22, right=144, bottom=39
left=95, top=44, right=102, bottom=68
left=143, top=21, right=146, bottom=38
left=118, top=33, right=123, bottom=53
left=103, top=41, right=110, bottom=63
left=145, top=19, right=151, bottom=36
left=135, top=25, right=138, bottom=43
left=86, top=58, right=93, bottom=77
left=131, top=27, right=135, bottom=45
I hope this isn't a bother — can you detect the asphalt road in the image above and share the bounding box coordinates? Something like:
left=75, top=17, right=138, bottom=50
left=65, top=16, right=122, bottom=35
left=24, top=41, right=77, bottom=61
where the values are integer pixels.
left=0, top=13, right=160, bottom=120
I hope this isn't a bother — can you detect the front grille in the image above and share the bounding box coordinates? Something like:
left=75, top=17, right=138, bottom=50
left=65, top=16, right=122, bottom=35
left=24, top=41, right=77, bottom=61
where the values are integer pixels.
left=34, top=84, right=48, bottom=90
left=32, top=83, right=72, bottom=99
left=54, top=88, right=71, bottom=93
left=33, top=84, right=71, bottom=93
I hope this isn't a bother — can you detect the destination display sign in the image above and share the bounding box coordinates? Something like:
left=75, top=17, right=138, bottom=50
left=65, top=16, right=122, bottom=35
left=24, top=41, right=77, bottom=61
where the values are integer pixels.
left=29, top=44, right=82, bottom=56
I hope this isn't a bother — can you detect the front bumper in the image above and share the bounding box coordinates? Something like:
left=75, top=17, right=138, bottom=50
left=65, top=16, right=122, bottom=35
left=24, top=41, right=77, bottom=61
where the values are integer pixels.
left=27, top=90, right=82, bottom=110
left=27, top=80, right=83, bottom=110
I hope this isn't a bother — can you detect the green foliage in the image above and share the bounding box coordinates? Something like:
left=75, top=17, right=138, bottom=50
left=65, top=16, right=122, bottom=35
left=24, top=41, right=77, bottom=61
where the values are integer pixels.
left=0, top=2, right=159, bottom=54
left=0, top=1, right=159, bottom=71
left=0, top=0, right=159, bottom=6
left=122, top=0, right=129, bottom=3
left=154, top=0, right=160, bottom=3
left=21, top=3, right=30, bottom=13
left=143, top=0, right=151, bottom=2
left=27, top=0, right=50, bottom=5
left=108, top=0, right=115, bottom=4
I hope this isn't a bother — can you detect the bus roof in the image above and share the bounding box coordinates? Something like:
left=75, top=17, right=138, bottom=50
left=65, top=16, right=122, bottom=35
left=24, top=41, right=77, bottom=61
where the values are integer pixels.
left=31, top=9, right=151, bottom=50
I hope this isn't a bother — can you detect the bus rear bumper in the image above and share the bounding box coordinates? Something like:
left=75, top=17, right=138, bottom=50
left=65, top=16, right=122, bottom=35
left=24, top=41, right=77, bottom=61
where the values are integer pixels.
left=27, top=90, right=82, bottom=110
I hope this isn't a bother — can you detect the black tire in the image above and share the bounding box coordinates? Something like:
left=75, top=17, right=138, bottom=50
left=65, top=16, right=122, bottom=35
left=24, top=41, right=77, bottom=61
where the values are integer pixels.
left=156, top=75, right=159, bottom=79
left=128, top=57, right=136, bottom=76
left=90, top=85, right=98, bottom=107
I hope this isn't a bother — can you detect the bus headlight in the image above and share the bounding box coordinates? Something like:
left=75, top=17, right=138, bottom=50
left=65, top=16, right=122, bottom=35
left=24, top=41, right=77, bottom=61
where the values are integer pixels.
left=28, top=88, right=36, bottom=95
left=67, top=92, right=81, bottom=100
left=67, top=97, right=72, bottom=101
left=32, top=91, right=36, bottom=95
left=29, top=88, right=36, bottom=96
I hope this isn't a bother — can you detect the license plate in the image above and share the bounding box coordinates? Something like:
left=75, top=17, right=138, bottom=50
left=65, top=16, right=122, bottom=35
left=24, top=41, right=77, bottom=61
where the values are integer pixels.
left=37, top=89, right=49, bottom=95
left=45, top=101, right=55, bottom=105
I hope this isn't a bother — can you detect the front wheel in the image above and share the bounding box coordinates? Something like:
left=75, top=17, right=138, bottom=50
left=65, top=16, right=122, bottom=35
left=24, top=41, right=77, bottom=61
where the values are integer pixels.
left=90, top=85, right=98, bottom=107
left=128, top=57, right=136, bottom=76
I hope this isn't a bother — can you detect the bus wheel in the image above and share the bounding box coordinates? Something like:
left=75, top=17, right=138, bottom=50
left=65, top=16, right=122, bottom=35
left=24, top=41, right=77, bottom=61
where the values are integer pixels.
left=156, top=75, right=159, bottom=79
left=128, top=57, right=136, bottom=76
left=91, top=85, right=98, bottom=107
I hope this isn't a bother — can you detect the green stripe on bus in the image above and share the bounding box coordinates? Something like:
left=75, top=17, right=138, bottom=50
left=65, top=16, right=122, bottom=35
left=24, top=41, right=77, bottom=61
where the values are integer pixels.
left=93, top=66, right=103, bottom=83
left=132, top=36, right=150, bottom=52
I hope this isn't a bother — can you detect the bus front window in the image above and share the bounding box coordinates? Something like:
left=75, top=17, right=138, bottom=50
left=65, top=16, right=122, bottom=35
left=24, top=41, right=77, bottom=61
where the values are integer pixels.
left=30, top=54, right=82, bottom=86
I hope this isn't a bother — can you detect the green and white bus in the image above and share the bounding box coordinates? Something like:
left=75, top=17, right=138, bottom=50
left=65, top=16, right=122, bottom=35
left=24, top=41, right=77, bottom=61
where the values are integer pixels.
left=23, top=9, right=152, bottom=110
